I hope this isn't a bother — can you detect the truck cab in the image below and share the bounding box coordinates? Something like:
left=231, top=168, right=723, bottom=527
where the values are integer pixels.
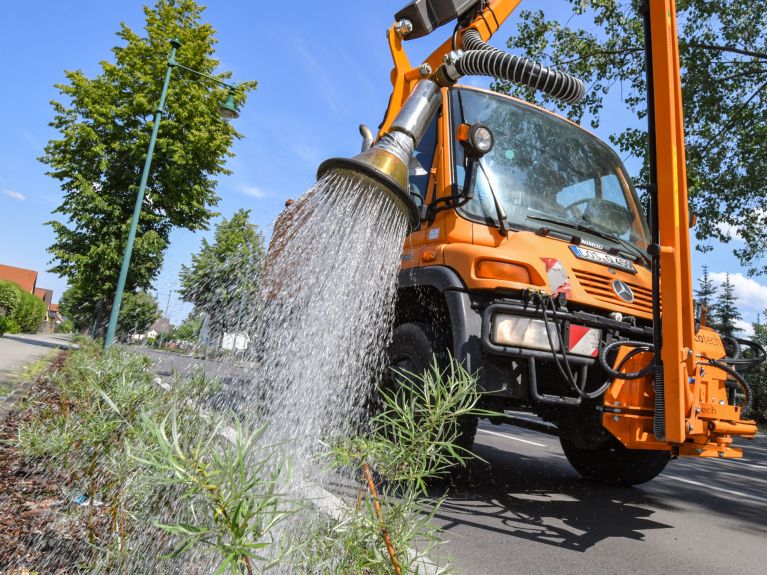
left=390, top=85, right=668, bottom=483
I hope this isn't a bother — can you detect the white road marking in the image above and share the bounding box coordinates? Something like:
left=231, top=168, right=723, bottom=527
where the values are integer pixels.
left=477, top=428, right=548, bottom=447
left=661, top=475, right=767, bottom=505
left=707, top=458, right=767, bottom=472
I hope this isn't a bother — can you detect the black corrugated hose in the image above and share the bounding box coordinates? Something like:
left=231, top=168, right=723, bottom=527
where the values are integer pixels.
left=458, top=29, right=585, bottom=103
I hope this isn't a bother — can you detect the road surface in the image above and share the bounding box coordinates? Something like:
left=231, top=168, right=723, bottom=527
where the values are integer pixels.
left=432, top=421, right=767, bottom=575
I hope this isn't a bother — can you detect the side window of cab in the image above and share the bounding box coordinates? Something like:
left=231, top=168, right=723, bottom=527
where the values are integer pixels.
left=408, top=112, right=439, bottom=213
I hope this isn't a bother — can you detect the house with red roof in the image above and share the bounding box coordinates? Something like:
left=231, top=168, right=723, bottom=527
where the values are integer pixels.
left=0, top=264, right=38, bottom=294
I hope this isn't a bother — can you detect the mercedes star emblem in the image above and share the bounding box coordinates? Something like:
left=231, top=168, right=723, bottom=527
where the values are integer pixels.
left=612, top=280, right=635, bottom=303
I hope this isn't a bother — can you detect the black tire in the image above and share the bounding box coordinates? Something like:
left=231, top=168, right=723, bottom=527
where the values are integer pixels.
left=560, top=437, right=670, bottom=486
left=385, top=322, right=478, bottom=451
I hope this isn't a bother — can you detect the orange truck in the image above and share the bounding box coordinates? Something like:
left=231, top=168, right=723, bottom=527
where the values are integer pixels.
left=318, top=0, right=763, bottom=485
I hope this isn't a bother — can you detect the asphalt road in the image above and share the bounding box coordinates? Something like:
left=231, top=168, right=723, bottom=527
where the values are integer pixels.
left=132, top=347, right=767, bottom=575
left=432, top=422, right=767, bottom=575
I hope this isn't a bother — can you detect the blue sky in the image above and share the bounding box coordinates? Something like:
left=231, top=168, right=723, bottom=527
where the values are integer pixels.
left=1, top=1, right=765, bottom=331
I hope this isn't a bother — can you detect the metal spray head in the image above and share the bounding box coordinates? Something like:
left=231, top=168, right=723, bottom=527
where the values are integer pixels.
left=317, top=80, right=442, bottom=231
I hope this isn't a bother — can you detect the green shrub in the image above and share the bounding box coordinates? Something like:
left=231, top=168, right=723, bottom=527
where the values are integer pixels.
left=0, top=280, right=22, bottom=316
left=56, top=319, right=75, bottom=333
left=11, top=290, right=47, bottom=333
left=1, top=317, right=21, bottom=334
left=299, top=358, right=487, bottom=574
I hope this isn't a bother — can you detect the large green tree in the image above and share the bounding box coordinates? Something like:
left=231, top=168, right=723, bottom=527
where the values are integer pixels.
left=42, top=0, right=255, bottom=335
left=178, top=209, right=265, bottom=343
left=500, top=0, right=767, bottom=273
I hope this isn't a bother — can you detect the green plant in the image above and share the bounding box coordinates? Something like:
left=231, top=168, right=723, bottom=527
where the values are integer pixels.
left=1, top=317, right=21, bottom=334
left=302, top=358, right=486, bottom=574
left=0, top=280, right=22, bottom=317
left=55, top=319, right=75, bottom=333
left=15, top=345, right=221, bottom=561
left=131, top=410, right=297, bottom=574
left=10, top=291, right=47, bottom=333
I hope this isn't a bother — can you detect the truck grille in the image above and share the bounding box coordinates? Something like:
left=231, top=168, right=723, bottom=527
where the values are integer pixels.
left=573, top=268, right=654, bottom=316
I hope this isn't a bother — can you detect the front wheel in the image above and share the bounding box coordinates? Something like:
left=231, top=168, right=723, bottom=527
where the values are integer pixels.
left=384, top=322, right=478, bottom=451
left=560, top=437, right=670, bottom=486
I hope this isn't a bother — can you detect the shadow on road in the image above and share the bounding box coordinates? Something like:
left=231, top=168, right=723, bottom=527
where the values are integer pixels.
left=431, top=442, right=675, bottom=552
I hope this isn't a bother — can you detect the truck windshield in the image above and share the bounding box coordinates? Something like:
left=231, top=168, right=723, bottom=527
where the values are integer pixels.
left=451, top=88, right=650, bottom=252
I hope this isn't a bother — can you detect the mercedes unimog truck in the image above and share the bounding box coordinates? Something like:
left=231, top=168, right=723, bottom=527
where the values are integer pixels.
left=314, top=0, right=763, bottom=486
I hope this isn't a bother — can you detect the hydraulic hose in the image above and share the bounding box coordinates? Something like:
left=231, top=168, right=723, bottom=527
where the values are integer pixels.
left=598, top=340, right=656, bottom=380
left=452, top=29, right=585, bottom=103
left=700, top=359, right=754, bottom=416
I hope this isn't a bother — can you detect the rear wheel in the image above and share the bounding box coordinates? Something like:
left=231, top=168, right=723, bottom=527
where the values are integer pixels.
left=384, top=322, right=478, bottom=451
left=560, top=437, right=670, bottom=486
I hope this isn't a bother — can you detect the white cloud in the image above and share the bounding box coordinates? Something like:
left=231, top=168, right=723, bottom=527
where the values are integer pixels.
left=716, top=208, right=767, bottom=242
left=709, top=272, right=767, bottom=315
left=240, top=185, right=271, bottom=199
left=2, top=189, right=25, bottom=201
left=716, top=221, right=744, bottom=242
left=735, top=319, right=755, bottom=337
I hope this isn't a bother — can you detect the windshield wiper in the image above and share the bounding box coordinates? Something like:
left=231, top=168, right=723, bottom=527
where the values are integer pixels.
left=527, top=215, right=650, bottom=265
left=478, top=161, right=509, bottom=235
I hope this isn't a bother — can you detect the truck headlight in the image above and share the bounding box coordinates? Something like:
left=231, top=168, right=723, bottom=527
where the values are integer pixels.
left=491, top=314, right=560, bottom=352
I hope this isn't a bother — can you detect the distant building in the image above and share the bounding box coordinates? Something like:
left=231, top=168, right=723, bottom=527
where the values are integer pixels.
left=34, top=287, right=53, bottom=307
left=150, top=317, right=172, bottom=335
left=0, top=264, right=38, bottom=293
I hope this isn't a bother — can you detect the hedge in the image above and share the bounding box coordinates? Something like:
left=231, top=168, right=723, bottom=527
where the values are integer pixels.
left=0, top=280, right=46, bottom=335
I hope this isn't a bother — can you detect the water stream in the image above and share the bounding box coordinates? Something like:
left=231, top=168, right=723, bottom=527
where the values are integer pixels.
left=128, top=170, right=408, bottom=573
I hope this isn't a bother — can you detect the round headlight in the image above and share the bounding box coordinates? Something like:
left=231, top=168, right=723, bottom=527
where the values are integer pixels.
left=470, top=124, right=494, bottom=155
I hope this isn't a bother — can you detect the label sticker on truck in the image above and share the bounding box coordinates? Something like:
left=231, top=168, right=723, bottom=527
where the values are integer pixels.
left=570, top=246, right=637, bottom=274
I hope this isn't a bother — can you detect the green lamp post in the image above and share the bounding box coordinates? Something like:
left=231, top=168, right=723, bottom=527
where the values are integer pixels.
left=104, top=39, right=243, bottom=350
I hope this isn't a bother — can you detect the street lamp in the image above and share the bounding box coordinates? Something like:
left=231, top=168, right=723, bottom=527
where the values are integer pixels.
left=104, top=39, right=245, bottom=350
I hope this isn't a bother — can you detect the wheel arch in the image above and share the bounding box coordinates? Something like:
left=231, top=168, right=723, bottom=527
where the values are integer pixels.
left=396, top=266, right=483, bottom=374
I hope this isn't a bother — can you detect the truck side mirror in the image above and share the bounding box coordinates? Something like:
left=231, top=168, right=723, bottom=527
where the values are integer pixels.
left=458, top=123, right=494, bottom=200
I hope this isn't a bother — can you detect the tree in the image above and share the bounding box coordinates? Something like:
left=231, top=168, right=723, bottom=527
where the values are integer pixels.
left=745, top=313, right=767, bottom=423
left=500, top=1, right=767, bottom=273
left=712, top=273, right=742, bottom=337
left=178, top=209, right=265, bottom=344
left=118, top=291, right=161, bottom=339
left=695, top=265, right=719, bottom=328
left=171, top=311, right=203, bottom=342
left=58, top=285, right=96, bottom=334
left=41, top=0, right=256, bottom=335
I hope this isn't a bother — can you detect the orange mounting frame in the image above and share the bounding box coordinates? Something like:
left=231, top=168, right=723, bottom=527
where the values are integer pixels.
left=378, top=0, right=523, bottom=138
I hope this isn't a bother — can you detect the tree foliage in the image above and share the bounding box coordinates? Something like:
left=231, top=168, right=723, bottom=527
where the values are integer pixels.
left=500, top=0, right=767, bottom=273
left=171, top=311, right=203, bottom=342
left=42, top=0, right=256, bottom=334
left=712, top=273, right=743, bottom=336
left=695, top=265, right=719, bottom=326
left=744, top=314, right=767, bottom=423
left=58, top=285, right=95, bottom=334
left=118, top=291, right=161, bottom=338
left=178, top=209, right=265, bottom=341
